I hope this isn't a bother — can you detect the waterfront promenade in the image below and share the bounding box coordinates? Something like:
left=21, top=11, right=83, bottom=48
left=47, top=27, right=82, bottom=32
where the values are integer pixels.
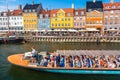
left=1, top=31, right=120, bottom=43
left=22, top=31, right=120, bottom=43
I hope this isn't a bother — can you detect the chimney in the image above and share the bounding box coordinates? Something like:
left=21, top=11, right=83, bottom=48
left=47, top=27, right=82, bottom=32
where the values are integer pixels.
left=93, top=0, right=96, bottom=3
left=72, top=3, right=74, bottom=9
left=32, top=0, right=34, bottom=5
left=110, top=0, right=114, bottom=3
left=18, top=5, right=22, bottom=10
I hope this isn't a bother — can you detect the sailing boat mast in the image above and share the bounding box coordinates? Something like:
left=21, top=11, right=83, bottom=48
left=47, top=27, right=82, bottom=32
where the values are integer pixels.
left=6, top=1, right=10, bottom=35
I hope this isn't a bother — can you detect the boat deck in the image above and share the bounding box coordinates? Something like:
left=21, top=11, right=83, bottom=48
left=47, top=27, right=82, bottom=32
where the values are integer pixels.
left=8, top=54, right=29, bottom=66
left=8, top=50, right=120, bottom=70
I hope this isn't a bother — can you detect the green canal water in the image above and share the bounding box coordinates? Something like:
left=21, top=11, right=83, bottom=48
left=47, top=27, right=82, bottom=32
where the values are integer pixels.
left=0, top=42, right=120, bottom=80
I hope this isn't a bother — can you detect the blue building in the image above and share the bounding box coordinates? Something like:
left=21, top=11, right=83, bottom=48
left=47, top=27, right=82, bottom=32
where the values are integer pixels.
left=38, top=10, right=51, bottom=30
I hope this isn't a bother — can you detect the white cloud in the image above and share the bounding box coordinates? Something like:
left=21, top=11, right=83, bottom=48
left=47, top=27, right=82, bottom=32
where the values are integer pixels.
left=0, top=5, right=18, bottom=12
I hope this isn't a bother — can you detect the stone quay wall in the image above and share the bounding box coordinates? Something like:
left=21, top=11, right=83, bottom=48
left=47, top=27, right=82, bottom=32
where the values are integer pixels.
left=24, top=36, right=120, bottom=43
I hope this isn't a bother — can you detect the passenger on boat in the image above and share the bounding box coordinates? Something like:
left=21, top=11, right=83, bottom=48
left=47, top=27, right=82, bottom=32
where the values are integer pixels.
left=108, top=60, right=116, bottom=68
left=56, top=53, right=60, bottom=67
left=60, top=55, right=65, bottom=67
left=31, top=47, right=37, bottom=63
left=69, top=56, right=73, bottom=67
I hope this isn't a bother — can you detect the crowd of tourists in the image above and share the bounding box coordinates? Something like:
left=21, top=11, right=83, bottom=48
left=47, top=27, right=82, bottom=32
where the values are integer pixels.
left=26, top=48, right=120, bottom=68
left=9, top=31, right=120, bottom=37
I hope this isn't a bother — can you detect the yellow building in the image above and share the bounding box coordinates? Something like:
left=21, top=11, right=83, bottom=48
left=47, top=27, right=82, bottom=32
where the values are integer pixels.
left=50, top=8, right=74, bottom=29
left=23, top=3, right=43, bottom=30
left=23, top=13, right=38, bottom=30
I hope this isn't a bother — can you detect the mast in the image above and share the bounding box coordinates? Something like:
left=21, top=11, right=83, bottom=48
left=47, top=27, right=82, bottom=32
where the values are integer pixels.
left=7, top=1, right=10, bottom=35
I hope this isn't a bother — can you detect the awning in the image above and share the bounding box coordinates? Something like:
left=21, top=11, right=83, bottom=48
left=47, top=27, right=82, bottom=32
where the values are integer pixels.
left=86, top=28, right=99, bottom=31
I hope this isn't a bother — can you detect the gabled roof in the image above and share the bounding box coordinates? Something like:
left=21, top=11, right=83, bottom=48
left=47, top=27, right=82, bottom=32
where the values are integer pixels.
left=10, top=9, right=22, bottom=16
left=41, top=10, right=51, bottom=14
left=23, top=4, right=40, bottom=10
left=103, top=2, right=120, bottom=10
left=86, top=1, right=103, bottom=12
left=74, top=9, right=86, bottom=16
left=51, top=8, right=74, bottom=14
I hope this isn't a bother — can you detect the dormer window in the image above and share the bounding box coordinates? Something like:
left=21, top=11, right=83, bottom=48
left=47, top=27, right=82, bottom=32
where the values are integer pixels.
left=81, top=11, right=84, bottom=15
left=45, top=14, right=49, bottom=18
left=118, top=6, right=120, bottom=8
left=24, top=10, right=27, bottom=12
left=75, top=12, right=78, bottom=16
left=112, top=6, right=116, bottom=9
left=4, top=13, right=7, bottom=16
left=40, top=14, right=43, bottom=18
left=67, top=13, right=71, bottom=16
left=53, top=14, right=56, bottom=17
left=32, top=9, right=35, bottom=12
left=29, top=9, right=31, bottom=12
left=11, top=12, right=14, bottom=15
left=88, top=9, right=92, bottom=12
left=106, top=6, right=110, bottom=9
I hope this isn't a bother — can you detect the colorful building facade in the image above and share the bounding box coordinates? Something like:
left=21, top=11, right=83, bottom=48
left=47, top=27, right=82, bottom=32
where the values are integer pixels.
left=74, top=9, right=86, bottom=29
left=38, top=10, right=51, bottom=30
left=9, top=9, right=23, bottom=31
left=103, top=2, right=120, bottom=31
left=50, top=8, right=74, bottom=29
left=23, top=3, right=43, bottom=30
left=86, top=0, right=103, bottom=32
left=0, top=12, right=9, bottom=31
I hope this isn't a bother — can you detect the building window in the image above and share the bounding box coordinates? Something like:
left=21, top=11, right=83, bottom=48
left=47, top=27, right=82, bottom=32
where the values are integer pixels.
left=68, top=18, right=70, bottom=21
left=62, top=18, right=64, bottom=21
left=32, top=9, right=35, bottom=12
left=40, top=14, right=43, bottom=18
left=81, top=11, right=84, bottom=15
left=53, top=14, right=56, bottom=17
left=29, top=9, right=31, bottom=12
left=3, top=13, right=7, bottom=16
left=115, top=10, right=119, bottom=14
left=104, top=11, right=108, bottom=14
left=68, top=23, right=70, bottom=26
left=112, top=6, right=116, bottom=9
left=52, top=24, right=54, bottom=26
left=88, top=9, right=92, bottom=12
left=24, top=10, right=27, bottom=12
left=75, top=12, right=78, bottom=16
left=67, top=13, right=71, bottom=16
left=58, top=24, right=60, bottom=26
left=62, top=23, right=64, bottom=26
left=110, top=11, right=114, bottom=14
left=106, top=6, right=110, bottom=9
left=45, top=14, right=49, bottom=18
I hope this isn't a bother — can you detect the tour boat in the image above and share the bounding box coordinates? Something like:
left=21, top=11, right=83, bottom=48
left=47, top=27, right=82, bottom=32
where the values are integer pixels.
left=8, top=50, right=120, bottom=74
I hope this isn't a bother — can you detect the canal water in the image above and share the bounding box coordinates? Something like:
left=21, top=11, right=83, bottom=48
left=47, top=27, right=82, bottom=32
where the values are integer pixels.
left=0, top=42, right=120, bottom=80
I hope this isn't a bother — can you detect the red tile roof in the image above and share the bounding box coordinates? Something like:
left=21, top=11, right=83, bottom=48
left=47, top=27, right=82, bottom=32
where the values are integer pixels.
left=103, top=2, right=120, bottom=10
left=74, top=9, right=86, bottom=16
left=50, top=8, right=74, bottom=17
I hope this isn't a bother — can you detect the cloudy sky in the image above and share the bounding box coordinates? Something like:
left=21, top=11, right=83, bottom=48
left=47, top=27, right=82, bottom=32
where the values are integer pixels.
left=0, top=0, right=120, bottom=12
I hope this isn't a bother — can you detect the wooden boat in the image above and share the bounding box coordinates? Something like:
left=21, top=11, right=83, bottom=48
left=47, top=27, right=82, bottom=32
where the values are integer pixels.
left=8, top=50, right=120, bottom=74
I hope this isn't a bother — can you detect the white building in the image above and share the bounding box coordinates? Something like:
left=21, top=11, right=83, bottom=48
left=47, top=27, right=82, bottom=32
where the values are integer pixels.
left=0, top=12, right=9, bottom=31
left=0, top=5, right=23, bottom=32
left=9, top=9, right=23, bottom=31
